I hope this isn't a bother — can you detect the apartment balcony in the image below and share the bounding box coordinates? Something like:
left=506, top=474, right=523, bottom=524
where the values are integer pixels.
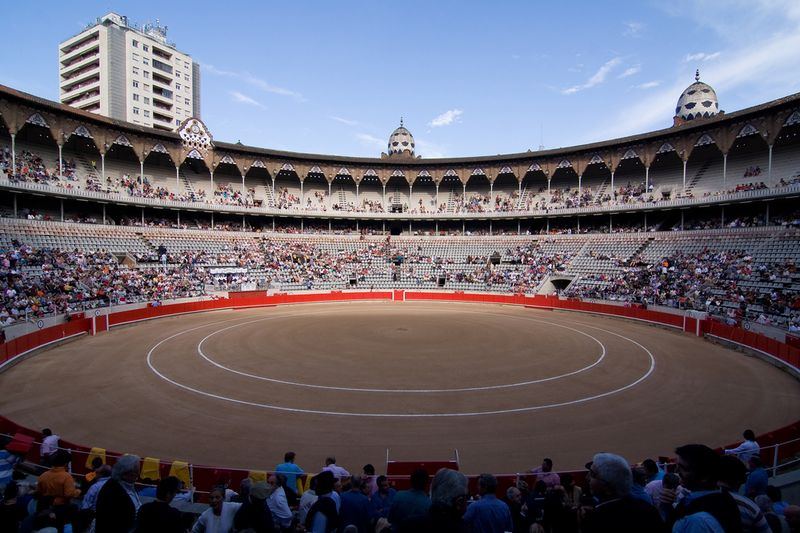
left=60, top=60, right=100, bottom=83
left=59, top=32, right=99, bottom=56
left=60, top=46, right=100, bottom=69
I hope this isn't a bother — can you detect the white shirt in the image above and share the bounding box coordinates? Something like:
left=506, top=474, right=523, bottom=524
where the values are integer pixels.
left=724, top=439, right=760, bottom=463
left=268, top=486, right=293, bottom=528
left=40, top=434, right=59, bottom=457
left=192, top=502, right=242, bottom=533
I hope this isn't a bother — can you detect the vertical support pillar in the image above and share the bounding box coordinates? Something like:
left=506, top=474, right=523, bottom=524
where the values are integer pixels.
left=300, top=180, right=304, bottom=207
left=139, top=160, right=144, bottom=192
left=141, top=207, right=144, bottom=226
left=10, top=133, right=16, bottom=177
left=610, top=171, right=615, bottom=200
left=682, top=160, right=687, bottom=190
left=644, top=212, right=647, bottom=232
left=100, top=153, right=106, bottom=182
left=357, top=183, right=360, bottom=206
left=609, top=214, right=612, bottom=232
left=211, top=211, right=214, bottom=229
left=177, top=211, right=180, bottom=227
left=435, top=183, right=440, bottom=210
left=547, top=177, right=551, bottom=195
left=13, top=194, right=17, bottom=218
left=242, top=215, right=246, bottom=231
left=681, top=211, right=685, bottom=231
left=766, top=202, right=770, bottom=226
left=176, top=166, right=180, bottom=189
left=518, top=220, right=521, bottom=235
left=102, top=204, right=106, bottom=224
left=578, top=174, right=582, bottom=195
left=58, top=143, right=64, bottom=177
left=60, top=199, right=64, bottom=222
left=210, top=170, right=214, bottom=195
left=644, top=166, right=649, bottom=192
left=241, top=174, right=245, bottom=196
left=768, top=144, right=773, bottom=182
left=382, top=183, right=386, bottom=210
left=721, top=206, right=725, bottom=227
left=328, top=182, right=332, bottom=210
left=722, top=153, right=728, bottom=185
left=490, top=182, right=494, bottom=211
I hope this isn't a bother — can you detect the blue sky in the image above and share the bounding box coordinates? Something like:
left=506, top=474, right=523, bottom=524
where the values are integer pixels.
left=1, top=1, right=799, bottom=159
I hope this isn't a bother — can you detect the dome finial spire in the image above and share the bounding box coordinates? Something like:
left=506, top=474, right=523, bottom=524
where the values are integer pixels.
left=695, top=69, right=700, bottom=82
left=400, top=116, right=404, bottom=127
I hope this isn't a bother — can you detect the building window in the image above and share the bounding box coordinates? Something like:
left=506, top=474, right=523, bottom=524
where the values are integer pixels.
left=176, top=83, right=181, bottom=90
left=142, top=58, right=149, bottom=66
left=143, top=44, right=149, bottom=52
left=132, top=80, right=139, bottom=88
left=133, top=107, right=140, bottom=115
left=144, top=110, right=150, bottom=117
left=144, top=84, right=150, bottom=91
left=185, top=98, right=190, bottom=105
left=144, top=97, right=150, bottom=104
left=132, top=66, right=139, bottom=75
left=132, top=53, right=139, bottom=61
left=184, top=74, right=189, bottom=81
left=143, top=71, right=149, bottom=78
left=133, top=93, right=139, bottom=101
left=132, top=40, right=138, bottom=48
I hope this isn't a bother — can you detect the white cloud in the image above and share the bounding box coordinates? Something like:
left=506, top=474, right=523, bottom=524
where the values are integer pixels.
left=618, top=65, right=641, bottom=79
left=586, top=27, right=800, bottom=142
left=329, top=115, right=358, bottom=126
left=685, top=51, right=721, bottom=62
left=229, top=91, right=266, bottom=110
left=204, top=64, right=306, bottom=102
left=562, top=57, right=622, bottom=94
left=415, top=138, right=448, bottom=158
left=356, top=133, right=384, bottom=150
left=623, top=21, right=644, bottom=37
left=633, top=80, right=662, bottom=90
left=428, top=109, right=464, bottom=128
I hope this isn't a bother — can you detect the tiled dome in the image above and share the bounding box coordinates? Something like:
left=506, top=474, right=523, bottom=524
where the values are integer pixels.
left=675, top=70, right=719, bottom=122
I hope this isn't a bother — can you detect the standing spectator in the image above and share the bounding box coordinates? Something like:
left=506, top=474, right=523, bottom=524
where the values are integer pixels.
left=135, top=476, right=184, bottom=533
left=463, top=473, right=513, bottom=533
left=192, top=485, right=242, bottom=533
left=388, top=469, right=430, bottom=528
left=369, top=475, right=396, bottom=522
left=667, top=444, right=742, bottom=533
left=504, top=486, right=527, bottom=533
left=274, top=452, right=303, bottom=504
left=233, top=481, right=275, bottom=533
left=745, top=457, right=769, bottom=499
left=580, top=453, right=665, bottom=533
left=725, top=430, right=761, bottom=464
left=531, top=458, right=560, bottom=490
left=80, top=464, right=112, bottom=512
left=39, top=429, right=60, bottom=466
left=362, top=464, right=378, bottom=496
left=397, top=468, right=469, bottom=533
left=297, top=475, right=319, bottom=525
left=322, top=457, right=350, bottom=480
left=267, top=473, right=293, bottom=532
left=305, top=471, right=339, bottom=533
left=95, top=454, right=142, bottom=533
left=0, top=437, right=20, bottom=489
left=36, top=449, right=81, bottom=528
left=339, top=475, right=372, bottom=533
left=717, top=455, right=771, bottom=533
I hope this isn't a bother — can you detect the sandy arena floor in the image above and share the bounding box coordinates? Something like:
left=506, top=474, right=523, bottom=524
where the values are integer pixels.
left=1, top=301, right=799, bottom=475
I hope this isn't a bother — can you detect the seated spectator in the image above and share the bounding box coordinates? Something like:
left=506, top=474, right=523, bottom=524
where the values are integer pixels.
left=717, top=455, right=771, bottom=533
left=339, top=475, right=372, bottom=533
left=192, top=485, right=242, bottom=533
left=397, top=468, right=469, bottom=533
left=36, top=449, right=81, bottom=528
left=233, top=480, right=275, bottom=533
left=388, top=468, right=430, bottom=528
left=745, top=457, right=769, bottom=499
left=370, top=475, right=396, bottom=522
left=95, top=454, right=142, bottom=533
left=580, top=453, right=665, bottom=533
left=135, top=476, right=184, bottom=533
left=305, top=471, right=338, bottom=533
left=267, top=473, right=293, bottom=532
left=666, top=444, right=742, bottom=533
left=462, top=473, right=513, bottom=533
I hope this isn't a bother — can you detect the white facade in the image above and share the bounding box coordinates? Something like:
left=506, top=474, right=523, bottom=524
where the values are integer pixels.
left=58, top=12, right=201, bottom=131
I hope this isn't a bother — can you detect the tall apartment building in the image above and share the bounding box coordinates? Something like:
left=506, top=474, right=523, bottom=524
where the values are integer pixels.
left=58, top=12, right=201, bottom=131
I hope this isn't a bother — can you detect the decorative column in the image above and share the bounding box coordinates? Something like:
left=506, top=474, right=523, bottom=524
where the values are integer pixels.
left=768, top=144, right=773, bottom=181
left=139, top=160, right=144, bottom=192
left=722, top=153, right=727, bottom=184
left=58, top=143, right=64, bottom=177
left=10, top=133, right=15, bottom=176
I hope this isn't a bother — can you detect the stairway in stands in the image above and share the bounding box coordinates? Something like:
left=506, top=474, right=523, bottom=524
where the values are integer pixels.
left=685, top=160, right=712, bottom=196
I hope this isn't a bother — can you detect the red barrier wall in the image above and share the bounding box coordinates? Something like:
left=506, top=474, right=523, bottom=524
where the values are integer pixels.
left=2, top=291, right=798, bottom=495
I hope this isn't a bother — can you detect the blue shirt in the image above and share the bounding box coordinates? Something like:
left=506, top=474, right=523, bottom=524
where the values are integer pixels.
left=370, top=488, right=397, bottom=519
left=275, top=461, right=304, bottom=493
left=745, top=467, right=768, bottom=497
left=462, top=494, right=513, bottom=533
left=339, top=489, right=372, bottom=533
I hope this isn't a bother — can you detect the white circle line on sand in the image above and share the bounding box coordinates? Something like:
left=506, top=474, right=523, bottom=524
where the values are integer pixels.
left=194, top=313, right=607, bottom=393
left=145, top=306, right=656, bottom=417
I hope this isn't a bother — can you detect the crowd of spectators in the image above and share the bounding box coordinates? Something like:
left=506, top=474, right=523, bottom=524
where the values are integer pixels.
left=0, top=242, right=210, bottom=325
left=1, top=432, right=798, bottom=533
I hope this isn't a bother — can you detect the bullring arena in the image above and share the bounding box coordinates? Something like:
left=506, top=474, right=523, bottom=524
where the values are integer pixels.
left=2, top=73, right=800, bottom=492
